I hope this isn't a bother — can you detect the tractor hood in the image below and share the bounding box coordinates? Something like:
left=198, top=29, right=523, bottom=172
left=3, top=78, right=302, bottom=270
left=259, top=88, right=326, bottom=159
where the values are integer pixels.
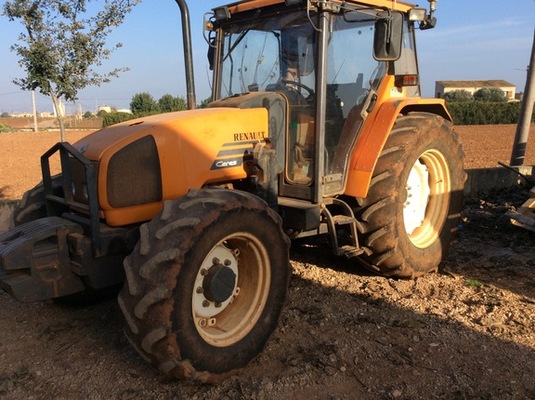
left=72, top=107, right=269, bottom=226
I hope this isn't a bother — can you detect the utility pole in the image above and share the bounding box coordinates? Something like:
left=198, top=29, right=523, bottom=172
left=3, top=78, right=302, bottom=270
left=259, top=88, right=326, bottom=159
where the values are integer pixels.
left=31, top=90, right=38, bottom=132
left=510, top=29, right=535, bottom=166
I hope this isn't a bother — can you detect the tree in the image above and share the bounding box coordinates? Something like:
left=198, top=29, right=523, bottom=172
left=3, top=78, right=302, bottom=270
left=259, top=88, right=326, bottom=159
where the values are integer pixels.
left=474, top=87, right=507, bottom=102
left=96, top=109, right=108, bottom=118
left=158, top=94, right=187, bottom=113
left=199, top=96, right=213, bottom=109
left=443, top=90, right=473, bottom=103
left=130, top=92, right=160, bottom=115
left=3, top=0, right=140, bottom=141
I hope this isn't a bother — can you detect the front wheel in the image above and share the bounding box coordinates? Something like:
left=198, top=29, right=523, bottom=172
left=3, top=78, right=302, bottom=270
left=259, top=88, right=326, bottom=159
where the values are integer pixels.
left=118, top=189, right=290, bottom=382
left=355, top=112, right=466, bottom=278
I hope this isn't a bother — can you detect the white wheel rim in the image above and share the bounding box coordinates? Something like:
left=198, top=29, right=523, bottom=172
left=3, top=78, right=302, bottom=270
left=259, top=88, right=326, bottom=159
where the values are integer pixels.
left=192, top=233, right=271, bottom=347
left=403, top=149, right=451, bottom=249
left=404, top=159, right=431, bottom=236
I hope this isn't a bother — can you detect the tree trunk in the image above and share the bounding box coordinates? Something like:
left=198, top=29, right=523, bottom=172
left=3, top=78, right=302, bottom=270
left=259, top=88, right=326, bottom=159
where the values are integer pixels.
left=50, top=89, right=66, bottom=142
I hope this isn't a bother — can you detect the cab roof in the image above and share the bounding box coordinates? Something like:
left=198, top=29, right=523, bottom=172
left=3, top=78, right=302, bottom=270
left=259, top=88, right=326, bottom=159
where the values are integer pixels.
left=219, top=0, right=416, bottom=14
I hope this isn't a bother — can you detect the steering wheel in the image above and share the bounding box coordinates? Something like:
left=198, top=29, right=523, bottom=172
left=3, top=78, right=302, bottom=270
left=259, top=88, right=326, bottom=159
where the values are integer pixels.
left=280, top=80, right=315, bottom=98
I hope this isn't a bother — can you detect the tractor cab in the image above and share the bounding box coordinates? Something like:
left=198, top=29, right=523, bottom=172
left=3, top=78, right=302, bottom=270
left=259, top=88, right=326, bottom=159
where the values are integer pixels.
left=206, top=1, right=427, bottom=203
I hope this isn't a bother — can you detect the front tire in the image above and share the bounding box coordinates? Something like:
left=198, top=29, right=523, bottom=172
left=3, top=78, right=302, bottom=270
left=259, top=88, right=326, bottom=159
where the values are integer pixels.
left=355, top=112, right=466, bottom=278
left=118, top=189, right=290, bottom=382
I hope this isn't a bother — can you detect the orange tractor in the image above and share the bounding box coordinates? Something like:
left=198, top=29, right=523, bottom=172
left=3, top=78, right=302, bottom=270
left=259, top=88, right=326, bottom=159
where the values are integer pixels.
left=0, top=0, right=465, bottom=382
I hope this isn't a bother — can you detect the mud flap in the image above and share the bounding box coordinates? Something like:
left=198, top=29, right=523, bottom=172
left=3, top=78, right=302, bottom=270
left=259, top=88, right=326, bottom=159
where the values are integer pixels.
left=0, top=217, right=85, bottom=302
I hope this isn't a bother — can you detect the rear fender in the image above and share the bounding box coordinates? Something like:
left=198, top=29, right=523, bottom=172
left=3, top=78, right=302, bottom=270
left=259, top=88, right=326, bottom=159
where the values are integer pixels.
left=344, top=98, right=451, bottom=198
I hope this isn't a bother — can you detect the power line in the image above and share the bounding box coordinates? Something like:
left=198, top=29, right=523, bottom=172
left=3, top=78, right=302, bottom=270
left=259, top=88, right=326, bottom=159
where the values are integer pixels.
left=0, top=91, right=24, bottom=96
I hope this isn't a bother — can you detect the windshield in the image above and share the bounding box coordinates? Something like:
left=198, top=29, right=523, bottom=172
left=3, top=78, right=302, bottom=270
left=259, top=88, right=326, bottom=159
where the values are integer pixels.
left=218, top=12, right=315, bottom=99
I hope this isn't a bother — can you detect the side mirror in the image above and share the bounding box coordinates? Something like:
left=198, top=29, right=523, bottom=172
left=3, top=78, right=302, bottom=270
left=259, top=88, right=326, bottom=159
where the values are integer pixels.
left=373, top=11, right=403, bottom=61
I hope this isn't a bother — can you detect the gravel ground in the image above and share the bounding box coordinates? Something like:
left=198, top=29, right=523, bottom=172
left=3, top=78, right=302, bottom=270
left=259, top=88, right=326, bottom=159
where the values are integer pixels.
left=0, top=125, right=534, bottom=399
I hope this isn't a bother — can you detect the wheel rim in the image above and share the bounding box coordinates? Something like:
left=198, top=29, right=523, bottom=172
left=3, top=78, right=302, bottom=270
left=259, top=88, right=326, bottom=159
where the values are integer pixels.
left=191, top=232, right=271, bottom=347
left=403, top=149, right=451, bottom=249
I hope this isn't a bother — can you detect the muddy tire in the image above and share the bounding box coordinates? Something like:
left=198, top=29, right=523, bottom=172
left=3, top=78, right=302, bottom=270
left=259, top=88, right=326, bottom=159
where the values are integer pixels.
left=118, top=189, right=290, bottom=382
left=355, top=112, right=466, bottom=278
left=13, top=175, right=64, bottom=226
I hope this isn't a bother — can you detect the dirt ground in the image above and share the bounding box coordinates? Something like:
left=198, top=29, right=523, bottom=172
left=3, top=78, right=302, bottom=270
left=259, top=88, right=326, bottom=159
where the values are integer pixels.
left=0, top=124, right=534, bottom=399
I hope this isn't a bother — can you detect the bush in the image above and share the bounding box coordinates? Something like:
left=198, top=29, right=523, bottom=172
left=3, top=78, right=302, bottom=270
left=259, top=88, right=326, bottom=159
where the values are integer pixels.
left=443, top=90, right=473, bottom=102
left=473, top=87, right=507, bottom=102
left=446, top=101, right=535, bottom=125
left=102, top=112, right=136, bottom=127
left=0, top=123, right=13, bottom=133
left=130, top=92, right=160, bottom=116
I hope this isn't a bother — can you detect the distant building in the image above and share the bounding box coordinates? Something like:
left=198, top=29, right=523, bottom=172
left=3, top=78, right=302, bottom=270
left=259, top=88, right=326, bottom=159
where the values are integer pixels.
left=98, top=105, right=113, bottom=114
left=435, top=80, right=516, bottom=101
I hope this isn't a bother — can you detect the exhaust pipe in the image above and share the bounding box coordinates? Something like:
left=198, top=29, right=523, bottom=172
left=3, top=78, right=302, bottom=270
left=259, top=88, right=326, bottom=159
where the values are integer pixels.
left=175, top=0, right=196, bottom=109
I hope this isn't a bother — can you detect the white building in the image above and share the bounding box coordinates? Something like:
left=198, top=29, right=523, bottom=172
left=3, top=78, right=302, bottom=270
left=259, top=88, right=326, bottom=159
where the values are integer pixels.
left=435, top=80, right=516, bottom=101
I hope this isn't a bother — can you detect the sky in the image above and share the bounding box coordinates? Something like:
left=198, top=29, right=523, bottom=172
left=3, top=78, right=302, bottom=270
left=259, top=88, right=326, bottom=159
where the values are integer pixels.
left=0, top=0, right=534, bottom=115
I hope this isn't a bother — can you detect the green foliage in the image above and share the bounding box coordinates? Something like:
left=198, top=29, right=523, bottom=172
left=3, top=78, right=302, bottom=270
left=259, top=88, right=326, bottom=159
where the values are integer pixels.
left=3, top=0, right=140, bottom=140
left=158, top=94, right=187, bottom=113
left=102, top=112, right=136, bottom=127
left=3, top=0, right=140, bottom=101
left=96, top=109, right=108, bottom=118
left=446, top=101, right=535, bottom=125
left=130, top=92, right=160, bottom=116
left=464, top=279, right=483, bottom=288
left=199, top=97, right=213, bottom=109
left=1, top=112, right=11, bottom=118
left=443, top=90, right=473, bottom=102
left=473, top=87, right=507, bottom=102
left=0, top=123, right=13, bottom=133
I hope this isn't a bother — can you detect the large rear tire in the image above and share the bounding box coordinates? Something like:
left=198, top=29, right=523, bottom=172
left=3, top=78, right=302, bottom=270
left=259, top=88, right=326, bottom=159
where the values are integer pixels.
left=355, top=112, right=466, bottom=278
left=118, top=189, right=290, bottom=382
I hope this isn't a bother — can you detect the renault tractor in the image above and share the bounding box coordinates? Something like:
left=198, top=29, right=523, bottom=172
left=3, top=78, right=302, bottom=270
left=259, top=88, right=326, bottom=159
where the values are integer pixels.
left=0, top=0, right=465, bottom=382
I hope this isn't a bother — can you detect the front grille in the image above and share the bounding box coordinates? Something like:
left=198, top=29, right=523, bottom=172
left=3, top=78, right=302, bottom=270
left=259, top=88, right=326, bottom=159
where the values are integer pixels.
left=107, top=135, right=162, bottom=208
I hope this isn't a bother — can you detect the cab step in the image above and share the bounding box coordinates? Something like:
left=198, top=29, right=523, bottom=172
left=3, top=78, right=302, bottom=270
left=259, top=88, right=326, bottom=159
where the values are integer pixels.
left=322, top=198, right=363, bottom=258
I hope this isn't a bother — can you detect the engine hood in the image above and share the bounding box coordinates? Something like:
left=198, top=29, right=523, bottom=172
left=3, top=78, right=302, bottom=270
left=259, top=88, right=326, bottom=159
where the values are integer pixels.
left=72, top=107, right=270, bottom=226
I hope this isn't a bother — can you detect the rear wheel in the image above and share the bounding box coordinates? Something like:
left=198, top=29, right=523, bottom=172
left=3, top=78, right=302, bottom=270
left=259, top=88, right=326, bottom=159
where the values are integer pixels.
left=355, top=112, right=466, bottom=278
left=118, top=189, right=290, bottom=382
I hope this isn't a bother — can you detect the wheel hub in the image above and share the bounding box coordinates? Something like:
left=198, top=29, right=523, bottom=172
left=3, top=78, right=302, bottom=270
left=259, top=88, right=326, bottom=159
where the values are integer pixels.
left=202, top=263, right=237, bottom=303
left=193, top=246, right=239, bottom=319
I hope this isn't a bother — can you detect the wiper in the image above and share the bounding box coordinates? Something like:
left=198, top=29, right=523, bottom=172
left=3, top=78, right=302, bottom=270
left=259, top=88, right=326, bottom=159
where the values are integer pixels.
left=222, top=10, right=260, bottom=62
left=223, top=28, right=251, bottom=62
